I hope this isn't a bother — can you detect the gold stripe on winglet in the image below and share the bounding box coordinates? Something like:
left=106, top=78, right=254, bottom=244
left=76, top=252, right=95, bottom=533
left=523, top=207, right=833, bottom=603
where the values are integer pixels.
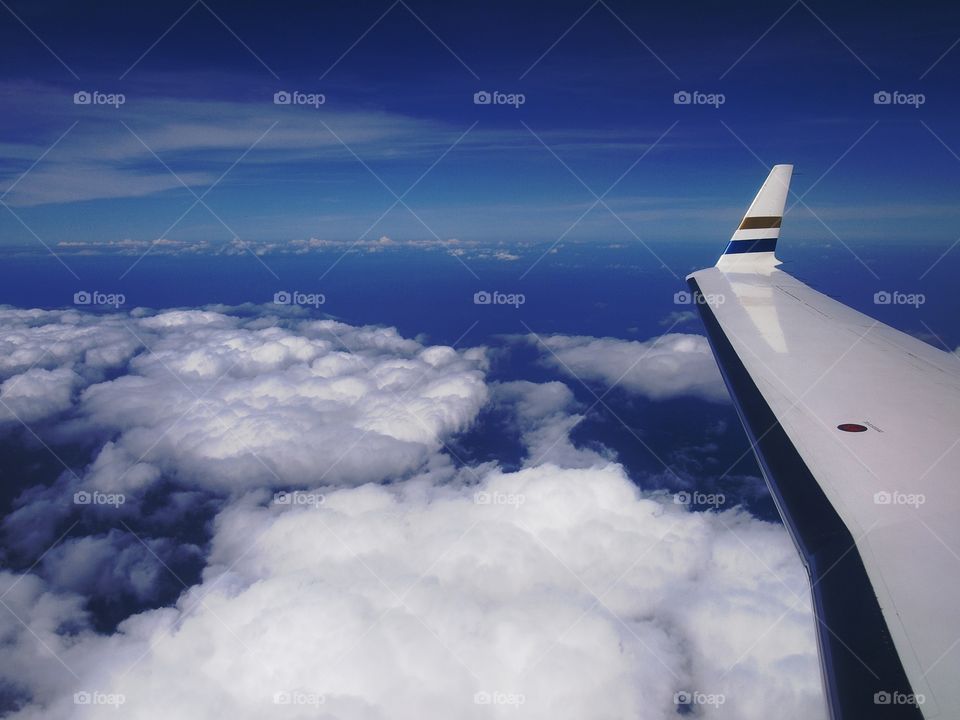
left=739, top=216, right=782, bottom=229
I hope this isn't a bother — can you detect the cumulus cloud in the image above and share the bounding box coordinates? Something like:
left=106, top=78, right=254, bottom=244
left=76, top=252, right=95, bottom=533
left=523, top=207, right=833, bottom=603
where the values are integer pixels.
left=76, top=312, right=488, bottom=493
left=3, top=465, right=821, bottom=720
left=0, top=307, right=824, bottom=720
left=0, top=308, right=141, bottom=427
left=492, top=380, right=612, bottom=469
left=39, top=530, right=201, bottom=605
left=2, top=306, right=489, bottom=564
left=0, top=306, right=487, bottom=491
left=527, top=333, right=728, bottom=403
left=0, top=367, right=80, bottom=424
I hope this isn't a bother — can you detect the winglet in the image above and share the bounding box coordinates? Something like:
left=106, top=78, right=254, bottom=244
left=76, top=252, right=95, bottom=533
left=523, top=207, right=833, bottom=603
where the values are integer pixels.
left=716, top=164, right=793, bottom=271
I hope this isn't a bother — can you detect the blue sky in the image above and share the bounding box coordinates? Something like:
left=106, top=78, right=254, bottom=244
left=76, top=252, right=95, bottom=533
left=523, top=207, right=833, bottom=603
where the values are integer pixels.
left=2, top=0, right=960, bottom=262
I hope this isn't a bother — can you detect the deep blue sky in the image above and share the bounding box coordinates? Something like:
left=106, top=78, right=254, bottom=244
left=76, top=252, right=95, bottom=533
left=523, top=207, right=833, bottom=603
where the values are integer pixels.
left=2, top=0, right=960, bottom=265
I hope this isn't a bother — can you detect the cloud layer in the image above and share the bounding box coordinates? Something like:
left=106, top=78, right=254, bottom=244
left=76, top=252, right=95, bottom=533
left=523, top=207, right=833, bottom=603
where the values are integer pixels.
left=0, top=307, right=823, bottom=719
left=528, top=333, right=729, bottom=403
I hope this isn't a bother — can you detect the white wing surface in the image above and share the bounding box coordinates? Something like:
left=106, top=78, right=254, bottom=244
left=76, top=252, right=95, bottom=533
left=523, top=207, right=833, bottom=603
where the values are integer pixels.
left=688, top=166, right=960, bottom=720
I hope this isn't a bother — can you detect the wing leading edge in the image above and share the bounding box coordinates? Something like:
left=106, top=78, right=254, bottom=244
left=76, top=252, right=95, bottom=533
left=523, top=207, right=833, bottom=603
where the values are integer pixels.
left=687, top=166, right=960, bottom=719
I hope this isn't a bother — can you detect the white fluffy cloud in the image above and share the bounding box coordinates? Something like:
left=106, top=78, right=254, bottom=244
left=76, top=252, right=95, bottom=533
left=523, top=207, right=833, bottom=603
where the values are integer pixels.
left=78, top=313, right=487, bottom=493
left=3, top=465, right=822, bottom=720
left=0, top=307, right=488, bottom=494
left=492, top=380, right=612, bottom=469
left=0, top=308, right=141, bottom=426
left=528, top=333, right=728, bottom=402
left=0, top=308, right=824, bottom=720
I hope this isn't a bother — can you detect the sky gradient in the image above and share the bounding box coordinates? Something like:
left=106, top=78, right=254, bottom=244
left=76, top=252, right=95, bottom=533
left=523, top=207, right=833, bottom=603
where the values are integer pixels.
left=2, top=0, right=960, bottom=266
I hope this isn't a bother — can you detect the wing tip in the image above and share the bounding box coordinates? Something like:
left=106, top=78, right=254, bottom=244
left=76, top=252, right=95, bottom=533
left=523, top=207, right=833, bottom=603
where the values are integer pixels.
left=716, top=164, right=793, bottom=271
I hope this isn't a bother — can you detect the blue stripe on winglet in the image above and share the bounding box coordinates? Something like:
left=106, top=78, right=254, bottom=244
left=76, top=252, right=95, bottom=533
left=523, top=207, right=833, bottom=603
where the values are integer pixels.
left=723, top=237, right=778, bottom=254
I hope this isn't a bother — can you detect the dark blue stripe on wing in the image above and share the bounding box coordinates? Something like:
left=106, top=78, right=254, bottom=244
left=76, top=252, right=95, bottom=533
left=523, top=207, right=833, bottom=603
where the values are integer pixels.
left=723, top=237, right=777, bottom=254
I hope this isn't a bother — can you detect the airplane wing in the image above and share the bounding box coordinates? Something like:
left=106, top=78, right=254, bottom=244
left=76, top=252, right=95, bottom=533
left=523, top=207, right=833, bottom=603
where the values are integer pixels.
left=687, top=165, right=960, bottom=720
